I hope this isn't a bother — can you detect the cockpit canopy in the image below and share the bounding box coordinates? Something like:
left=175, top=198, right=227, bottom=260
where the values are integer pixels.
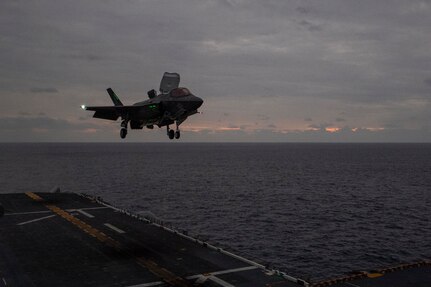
left=170, top=87, right=191, bottom=98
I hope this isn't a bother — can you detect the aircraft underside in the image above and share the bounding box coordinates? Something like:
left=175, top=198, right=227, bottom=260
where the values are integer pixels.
left=119, top=112, right=189, bottom=140
left=83, top=72, right=203, bottom=140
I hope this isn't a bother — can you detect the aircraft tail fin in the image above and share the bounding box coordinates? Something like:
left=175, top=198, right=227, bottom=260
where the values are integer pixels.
left=107, top=88, right=123, bottom=106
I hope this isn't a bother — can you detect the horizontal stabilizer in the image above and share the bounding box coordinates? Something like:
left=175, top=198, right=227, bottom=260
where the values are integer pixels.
left=107, top=88, right=123, bottom=106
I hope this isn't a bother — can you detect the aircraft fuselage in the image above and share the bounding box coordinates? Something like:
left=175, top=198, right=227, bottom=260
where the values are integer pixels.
left=82, top=72, right=203, bottom=140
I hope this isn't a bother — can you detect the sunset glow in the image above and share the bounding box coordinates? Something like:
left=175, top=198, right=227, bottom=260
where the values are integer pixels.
left=325, top=127, right=341, bottom=133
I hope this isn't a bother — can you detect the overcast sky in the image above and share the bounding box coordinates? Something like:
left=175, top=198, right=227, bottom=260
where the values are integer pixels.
left=1, top=0, right=430, bottom=142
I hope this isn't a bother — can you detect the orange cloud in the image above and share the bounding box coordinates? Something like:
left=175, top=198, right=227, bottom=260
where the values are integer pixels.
left=325, top=127, right=340, bottom=133
left=217, top=127, right=241, bottom=131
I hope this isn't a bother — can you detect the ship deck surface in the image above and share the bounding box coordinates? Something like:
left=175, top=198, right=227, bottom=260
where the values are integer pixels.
left=0, top=192, right=298, bottom=287
left=0, top=192, right=429, bottom=287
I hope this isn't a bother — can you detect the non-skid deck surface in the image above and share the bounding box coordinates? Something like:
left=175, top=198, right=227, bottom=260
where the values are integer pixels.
left=1, top=192, right=429, bottom=287
left=0, top=192, right=298, bottom=287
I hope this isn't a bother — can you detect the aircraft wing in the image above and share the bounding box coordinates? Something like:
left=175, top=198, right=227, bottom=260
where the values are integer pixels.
left=83, top=104, right=160, bottom=121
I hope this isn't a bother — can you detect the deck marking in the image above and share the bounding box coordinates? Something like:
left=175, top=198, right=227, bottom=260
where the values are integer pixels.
left=2, top=277, right=6, bottom=286
left=207, top=265, right=258, bottom=276
left=128, top=266, right=260, bottom=287
left=76, top=209, right=95, bottom=218
left=104, top=223, right=125, bottom=234
left=17, top=214, right=56, bottom=225
left=346, top=283, right=361, bottom=287
left=187, top=265, right=258, bottom=279
left=6, top=210, right=52, bottom=216
left=25, top=192, right=192, bottom=287
left=67, top=206, right=110, bottom=212
left=194, top=276, right=208, bottom=284
left=25, top=192, right=44, bottom=202
left=5, top=206, right=109, bottom=216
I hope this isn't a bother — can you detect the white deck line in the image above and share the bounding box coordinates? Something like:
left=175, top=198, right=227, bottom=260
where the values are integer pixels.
left=186, top=266, right=258, bottom=279
left=126, top=282, right=163, bottom=287
left=104, top=223, right=125, bottom=234
left=6, top=210, right=52, bottom=216
left=67, top=206, right=110, bottom=212
left=126, top=266, right=258, bottom=287
left=76, top=209, right=95, bottom=218
left=17, top=214, right=56, bottom=225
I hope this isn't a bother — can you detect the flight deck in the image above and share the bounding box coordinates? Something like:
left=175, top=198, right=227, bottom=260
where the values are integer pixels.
left=0, top=192, right=429, bottom=286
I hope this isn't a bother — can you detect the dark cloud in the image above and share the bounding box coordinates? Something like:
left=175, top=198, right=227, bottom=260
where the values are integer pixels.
left=296, top=6, right=311, bottom=15
left=335, top=117, right=346, bottom=122
left=297, top=19, right=322, bottom=32
left=1, top=0, right=430, bottom=142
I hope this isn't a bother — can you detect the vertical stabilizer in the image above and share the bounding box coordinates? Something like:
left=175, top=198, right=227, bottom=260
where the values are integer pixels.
left=107, top=88, right=123, bottom=106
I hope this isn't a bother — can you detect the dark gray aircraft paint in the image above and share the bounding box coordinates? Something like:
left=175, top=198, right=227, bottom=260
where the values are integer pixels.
left=82, top=72, right=203, bottom=139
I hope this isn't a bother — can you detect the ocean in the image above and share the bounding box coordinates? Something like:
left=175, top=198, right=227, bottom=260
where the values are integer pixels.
left=0, top=143, right=430, bottom=280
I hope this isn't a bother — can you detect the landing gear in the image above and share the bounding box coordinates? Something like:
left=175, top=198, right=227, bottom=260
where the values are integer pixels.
left=120, top=119, right=128, bottom=139
left=175, top=121, right=181, bottom=139
left=168, top=129, right=175, bottom=139
left=167, top=125, right=180, bottom=140
left=120, top=128, right=127, bottom=139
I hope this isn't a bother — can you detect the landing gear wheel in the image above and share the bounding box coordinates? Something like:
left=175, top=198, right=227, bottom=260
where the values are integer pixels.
left=168, top=129, right=175, bottom=140
left=120, top=128, right=127, bottom=139
left=175, top=130, right=180, bottom=139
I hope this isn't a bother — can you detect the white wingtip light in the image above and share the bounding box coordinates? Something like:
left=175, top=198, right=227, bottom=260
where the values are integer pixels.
left=81, top=105, right=86, bottom=110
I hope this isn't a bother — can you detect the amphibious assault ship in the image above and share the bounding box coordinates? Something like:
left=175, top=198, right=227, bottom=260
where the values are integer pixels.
left=0, top=191, right=430, bottom=286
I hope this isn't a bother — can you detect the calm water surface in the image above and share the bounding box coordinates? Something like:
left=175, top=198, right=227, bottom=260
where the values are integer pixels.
left=0, top=143, right=430, bottom=280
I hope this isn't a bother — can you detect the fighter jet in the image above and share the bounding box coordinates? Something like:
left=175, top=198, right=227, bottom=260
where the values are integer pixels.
left=81, top=72, right=203, bottom=139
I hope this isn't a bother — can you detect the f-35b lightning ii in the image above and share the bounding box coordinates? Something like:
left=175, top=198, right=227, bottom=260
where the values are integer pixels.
left=82, top=72, right=203, bottom=139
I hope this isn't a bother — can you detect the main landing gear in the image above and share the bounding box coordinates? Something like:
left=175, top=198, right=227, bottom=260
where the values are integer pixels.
left=120, top=119, right=128, bottom=139
left=167, top=123, right=180, bottom=140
